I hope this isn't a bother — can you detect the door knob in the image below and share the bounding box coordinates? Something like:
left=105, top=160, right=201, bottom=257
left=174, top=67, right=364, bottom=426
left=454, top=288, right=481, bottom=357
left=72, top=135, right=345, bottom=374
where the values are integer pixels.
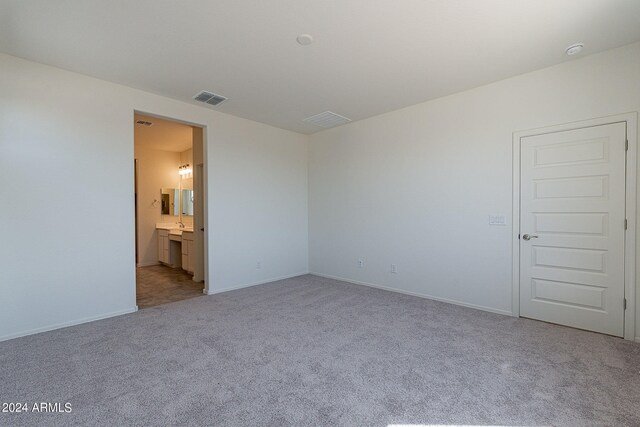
left=522, top=234, right=538, bottom=241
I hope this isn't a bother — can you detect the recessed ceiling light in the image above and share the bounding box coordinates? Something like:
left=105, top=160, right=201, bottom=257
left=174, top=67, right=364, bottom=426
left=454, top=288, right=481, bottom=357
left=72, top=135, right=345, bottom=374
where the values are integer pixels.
left=565, top=43, right=584, bottom=56
left=296, top=34, right=313, bottom=46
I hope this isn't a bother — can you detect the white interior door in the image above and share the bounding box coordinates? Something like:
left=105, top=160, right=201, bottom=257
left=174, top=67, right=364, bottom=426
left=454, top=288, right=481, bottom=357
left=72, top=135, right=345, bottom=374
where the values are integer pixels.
left=519, top=122, right=627, bottom=336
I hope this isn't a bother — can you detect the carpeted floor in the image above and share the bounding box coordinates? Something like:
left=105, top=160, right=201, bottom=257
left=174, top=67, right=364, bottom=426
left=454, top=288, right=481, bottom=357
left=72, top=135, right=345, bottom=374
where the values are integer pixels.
left=1, top=275, right=639, bottom=426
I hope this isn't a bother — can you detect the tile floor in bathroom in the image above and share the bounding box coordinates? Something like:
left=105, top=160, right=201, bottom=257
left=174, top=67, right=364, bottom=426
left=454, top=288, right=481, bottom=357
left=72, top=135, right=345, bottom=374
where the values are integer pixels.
left=136, top=265, right=204, bottom=309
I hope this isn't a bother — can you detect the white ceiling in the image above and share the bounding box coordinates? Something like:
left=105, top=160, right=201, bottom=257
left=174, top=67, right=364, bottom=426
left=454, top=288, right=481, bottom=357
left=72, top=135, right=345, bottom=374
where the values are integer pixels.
left=2, top=1, right=640, bottom=134
left=134, top=114, right=193, bottom=152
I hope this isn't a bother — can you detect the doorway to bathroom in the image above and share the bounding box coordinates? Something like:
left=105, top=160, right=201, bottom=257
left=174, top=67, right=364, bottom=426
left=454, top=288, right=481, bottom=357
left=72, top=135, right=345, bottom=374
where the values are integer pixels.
left=133, top=112, right=207, bottom=309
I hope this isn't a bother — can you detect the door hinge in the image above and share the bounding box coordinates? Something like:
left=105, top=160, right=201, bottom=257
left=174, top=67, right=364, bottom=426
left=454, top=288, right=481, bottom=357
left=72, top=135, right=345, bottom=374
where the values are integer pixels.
left=625, top=219, right=628, bottom=230
left=518, top=234, right=520, bottom=240
left=624, top=298, right=627, bottom=310
left=625, top=139, right=629, bottom=151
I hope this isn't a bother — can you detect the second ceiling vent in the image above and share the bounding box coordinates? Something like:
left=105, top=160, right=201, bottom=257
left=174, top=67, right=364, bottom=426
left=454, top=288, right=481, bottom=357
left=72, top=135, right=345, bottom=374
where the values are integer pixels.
left=303, top=111, right=352, bottom=128
left=193, top=91, right=228, bottom=106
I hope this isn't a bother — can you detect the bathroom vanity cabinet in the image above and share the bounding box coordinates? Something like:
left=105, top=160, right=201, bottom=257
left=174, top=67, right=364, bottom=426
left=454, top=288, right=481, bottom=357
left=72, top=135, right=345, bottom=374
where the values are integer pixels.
left=157, top=229, right=182, bottom=268
left=156, top=226, right=194, bottom=274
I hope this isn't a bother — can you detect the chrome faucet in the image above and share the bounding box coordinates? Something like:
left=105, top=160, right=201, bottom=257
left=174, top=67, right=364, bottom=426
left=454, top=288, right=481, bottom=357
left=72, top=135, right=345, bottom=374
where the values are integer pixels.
left=178, top=221, right=185, bottom=228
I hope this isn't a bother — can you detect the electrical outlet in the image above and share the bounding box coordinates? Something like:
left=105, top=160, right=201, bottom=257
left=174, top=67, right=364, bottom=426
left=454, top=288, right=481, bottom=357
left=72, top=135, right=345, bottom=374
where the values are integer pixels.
left=256, top=261, right=261, bottom=269
left=391, top=264, right=397, bottom=274
left=358, top=259, right=364, bottom=268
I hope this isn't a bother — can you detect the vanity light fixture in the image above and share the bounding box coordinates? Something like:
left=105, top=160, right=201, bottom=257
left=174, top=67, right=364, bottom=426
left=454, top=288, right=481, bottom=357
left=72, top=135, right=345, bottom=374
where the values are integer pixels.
left=178, top=164, right=192, bottom=176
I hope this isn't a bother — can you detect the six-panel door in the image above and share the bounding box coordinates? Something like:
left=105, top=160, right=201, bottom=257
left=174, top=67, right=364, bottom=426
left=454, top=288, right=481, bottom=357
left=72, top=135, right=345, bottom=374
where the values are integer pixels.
left=519, top=122, right=626, bottom=336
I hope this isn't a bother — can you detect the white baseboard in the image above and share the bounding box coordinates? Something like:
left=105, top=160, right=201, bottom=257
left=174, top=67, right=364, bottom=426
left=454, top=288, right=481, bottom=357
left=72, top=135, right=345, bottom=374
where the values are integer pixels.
left=309, top=272, right=513, bottom=317
left=205, top=272, right=310, bottom=295
left=0, top=306, right=138, bottom=343
left=137, top=261, right=160, bottom=268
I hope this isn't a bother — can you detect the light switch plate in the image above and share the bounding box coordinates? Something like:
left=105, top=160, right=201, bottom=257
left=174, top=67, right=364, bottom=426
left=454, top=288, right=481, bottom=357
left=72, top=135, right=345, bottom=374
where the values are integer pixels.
left=489, top=215, right=506, bottom=225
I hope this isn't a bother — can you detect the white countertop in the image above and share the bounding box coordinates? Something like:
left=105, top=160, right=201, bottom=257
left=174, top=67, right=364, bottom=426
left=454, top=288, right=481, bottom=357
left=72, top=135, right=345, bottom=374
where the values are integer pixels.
left=156, top=223, right=194, bottom=234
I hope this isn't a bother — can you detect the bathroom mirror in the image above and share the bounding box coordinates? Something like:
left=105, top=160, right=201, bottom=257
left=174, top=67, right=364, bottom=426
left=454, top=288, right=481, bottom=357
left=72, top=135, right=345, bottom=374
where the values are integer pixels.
left=182, top=189, right=194, bottom=216
left=181, top=177, right=194, bottom=217
left=160, top=187, right=179, bottom=216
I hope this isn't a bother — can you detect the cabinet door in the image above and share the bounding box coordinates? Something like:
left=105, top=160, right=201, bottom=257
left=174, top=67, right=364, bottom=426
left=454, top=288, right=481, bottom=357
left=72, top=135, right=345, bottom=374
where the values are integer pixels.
left=158, top=234, right=164, bottom=262
left=162, top=236, right=169, bottom=263
left=188, top=240, right=195, bottom=272
left=158, top=232, right=169, bottom=264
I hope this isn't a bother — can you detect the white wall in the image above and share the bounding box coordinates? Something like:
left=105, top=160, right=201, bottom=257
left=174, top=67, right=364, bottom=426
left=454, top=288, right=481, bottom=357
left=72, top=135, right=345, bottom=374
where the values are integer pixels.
left=134, top=146, right=181, bottom=266
left=2, top=42, right=638, bottom=342
left=0, top=53, right=309, bottom=341
left=309, top=43, right=640, bottom=334
left=208, top=119, right=309, bottom=292
left=180, top=148, right=193, bottom=166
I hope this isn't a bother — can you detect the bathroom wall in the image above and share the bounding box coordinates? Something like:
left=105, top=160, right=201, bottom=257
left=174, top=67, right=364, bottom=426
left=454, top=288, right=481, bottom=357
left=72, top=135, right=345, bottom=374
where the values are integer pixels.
left=180, top=148, right=193, bottom=165
left=134, top=145, right=181, bottom=266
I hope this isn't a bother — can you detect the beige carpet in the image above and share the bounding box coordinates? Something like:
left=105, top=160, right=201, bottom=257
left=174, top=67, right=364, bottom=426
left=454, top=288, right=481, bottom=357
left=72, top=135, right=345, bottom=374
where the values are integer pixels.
left=1, top=274, right=639, bottom=426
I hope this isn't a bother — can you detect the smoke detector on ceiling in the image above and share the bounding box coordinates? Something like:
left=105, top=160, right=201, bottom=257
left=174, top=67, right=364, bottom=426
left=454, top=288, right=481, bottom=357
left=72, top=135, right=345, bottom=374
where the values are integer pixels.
left=135, top=120, right=153, bottom=126
left=565, top=43, right=584, bottom=56
left=303, top=111, right=352, bottom=128
left=296, top=34, right=314, bottom=46
left=193, top=90, right=228, bottom=106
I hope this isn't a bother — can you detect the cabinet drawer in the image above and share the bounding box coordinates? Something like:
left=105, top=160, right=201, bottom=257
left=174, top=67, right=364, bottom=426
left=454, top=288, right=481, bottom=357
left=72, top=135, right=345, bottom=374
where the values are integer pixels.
left=158, top=229, right=169, bottom=237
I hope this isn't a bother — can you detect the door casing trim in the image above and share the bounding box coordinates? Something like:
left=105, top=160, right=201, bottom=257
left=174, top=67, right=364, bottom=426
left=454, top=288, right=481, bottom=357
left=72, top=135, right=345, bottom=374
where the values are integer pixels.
left=512, top=112, right=638, bottom=340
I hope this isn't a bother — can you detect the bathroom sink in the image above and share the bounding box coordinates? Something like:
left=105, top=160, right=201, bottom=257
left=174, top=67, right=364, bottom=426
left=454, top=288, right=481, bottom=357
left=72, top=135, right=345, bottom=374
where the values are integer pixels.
left=168, top=228, right=194, bottom=235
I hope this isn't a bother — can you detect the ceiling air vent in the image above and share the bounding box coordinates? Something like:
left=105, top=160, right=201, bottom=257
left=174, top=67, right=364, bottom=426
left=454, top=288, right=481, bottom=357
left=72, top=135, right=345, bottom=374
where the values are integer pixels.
left=193, top=90, right=228, bottom=106
left=303, top=111, right=352, bottom=128
left=135, top=120, right=153, bottom=126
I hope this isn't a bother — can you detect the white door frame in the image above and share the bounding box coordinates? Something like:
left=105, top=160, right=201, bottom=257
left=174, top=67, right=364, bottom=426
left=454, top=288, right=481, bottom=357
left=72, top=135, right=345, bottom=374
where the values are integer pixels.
left=512, top=112, right=637, bottom=341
